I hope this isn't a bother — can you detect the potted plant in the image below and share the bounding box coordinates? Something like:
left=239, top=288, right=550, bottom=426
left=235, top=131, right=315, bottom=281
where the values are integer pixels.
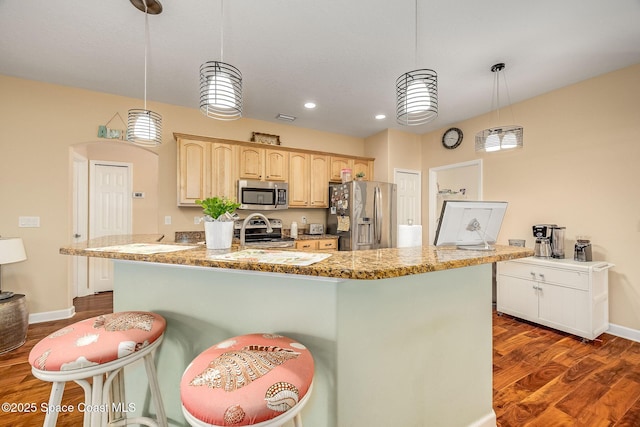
left=195, top=197, right=241, bottom=250
left=355, top=171, right=366, bottom=181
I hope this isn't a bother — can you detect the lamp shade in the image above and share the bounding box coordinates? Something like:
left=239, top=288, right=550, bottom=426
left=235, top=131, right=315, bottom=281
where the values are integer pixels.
left=396, top=69, right=438, bottom=126
left=0, top=238, right=27, bottom=265
left=200, top=61, right=243, bottom=120
left=475, top=126, right=523, bottom=152
left=127, top=109, right=162, bottom=147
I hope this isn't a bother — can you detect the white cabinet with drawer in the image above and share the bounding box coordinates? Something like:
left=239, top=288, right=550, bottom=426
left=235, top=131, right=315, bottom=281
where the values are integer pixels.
left=497, top=257, right=614, bottom=340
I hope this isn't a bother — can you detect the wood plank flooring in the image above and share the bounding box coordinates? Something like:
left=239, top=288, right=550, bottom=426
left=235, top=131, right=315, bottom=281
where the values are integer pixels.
left=494, top=311, right=640, bottom=426
left=1, top=292, right=639, bottom=426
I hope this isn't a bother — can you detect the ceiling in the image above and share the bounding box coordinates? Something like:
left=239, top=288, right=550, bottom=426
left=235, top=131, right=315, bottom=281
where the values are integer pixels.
left=1, top=0, right=639, bottom=138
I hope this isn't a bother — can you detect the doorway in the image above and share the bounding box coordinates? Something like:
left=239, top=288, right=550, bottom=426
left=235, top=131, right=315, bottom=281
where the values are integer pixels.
left=428, top=160, right=483, bottom=244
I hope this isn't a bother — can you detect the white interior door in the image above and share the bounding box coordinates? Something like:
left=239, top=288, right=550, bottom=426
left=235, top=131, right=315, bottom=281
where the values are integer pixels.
left=72, top=153, right=89, bottom=297
left=89, top=161, right=132, bottom=293
left=394, top=169, right=422, bottom=225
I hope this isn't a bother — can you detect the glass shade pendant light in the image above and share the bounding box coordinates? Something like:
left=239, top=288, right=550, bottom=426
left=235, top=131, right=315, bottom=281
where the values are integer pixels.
left=396, top=0, right=437, bottom=126
left=475, top=63, right=523, bottom=152
left=200, top=0, right=242, bottom=120
left=127, top=0, right=163, bottom=147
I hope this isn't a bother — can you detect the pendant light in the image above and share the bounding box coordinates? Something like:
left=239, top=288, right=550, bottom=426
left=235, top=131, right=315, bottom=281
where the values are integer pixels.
left=396, top=0, right=437, bottom=126
left=475, top=63, right=523, bottom=152
left=200, top=0, right=242, bottom=120
left=127, top=0, right=163, bottom=147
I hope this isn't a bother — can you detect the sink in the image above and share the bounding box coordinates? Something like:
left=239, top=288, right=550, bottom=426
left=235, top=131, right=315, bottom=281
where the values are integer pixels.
left=244, top=240, right=295, bottom=249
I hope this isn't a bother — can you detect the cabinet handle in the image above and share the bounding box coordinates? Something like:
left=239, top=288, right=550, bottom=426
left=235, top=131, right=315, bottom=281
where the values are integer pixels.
left=530, top=272, right=536, bottom=278
left=539, top=273, right=545, bottom=281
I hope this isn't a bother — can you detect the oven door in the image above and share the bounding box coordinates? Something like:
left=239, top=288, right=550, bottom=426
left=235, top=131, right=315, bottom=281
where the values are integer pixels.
left=238, top=180, right=288, bottom=210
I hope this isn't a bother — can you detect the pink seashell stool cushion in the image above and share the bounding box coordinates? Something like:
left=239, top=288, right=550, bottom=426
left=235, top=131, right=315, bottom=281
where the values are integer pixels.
left=181, top=333, right=314, bottom=426
left=28, top=311, right=166, bottom=372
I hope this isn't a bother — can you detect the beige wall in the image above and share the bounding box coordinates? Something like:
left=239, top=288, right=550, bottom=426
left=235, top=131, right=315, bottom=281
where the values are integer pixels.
left=3, top=63, right=638, bottom=332
left=420, top=64, right=640, bottom=330
left=0, top=75, right=364, bottom=315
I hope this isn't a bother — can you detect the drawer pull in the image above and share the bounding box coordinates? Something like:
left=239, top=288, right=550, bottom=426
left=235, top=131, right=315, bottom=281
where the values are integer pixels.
left=539, top=273, right=545, bottom=280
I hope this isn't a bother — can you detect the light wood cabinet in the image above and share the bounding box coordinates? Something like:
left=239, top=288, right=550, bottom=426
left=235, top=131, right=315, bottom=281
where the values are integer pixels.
left=289, top=153, right=329, bottom=208
left=309, top=155, right=329, bottom=207
left=238, top=146, right=288, bottom=181
left=178, top=139, right=208, bottom=205
left=177, top=138, right=237, bottom=206
left=175, top=133, right=374, bottom=208
left=353, top=159, right=373, bottom=181
left=295, top=238, right=337, bottom=250
left=288, top=152, right=310, bottom=207
left=329, top=156, right=353, bottom=182
left=497, top=258, right=614, bottom=340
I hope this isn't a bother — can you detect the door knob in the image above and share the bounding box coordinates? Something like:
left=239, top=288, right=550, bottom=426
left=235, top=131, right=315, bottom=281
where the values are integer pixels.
left=73, top=233, right=81, bottom=238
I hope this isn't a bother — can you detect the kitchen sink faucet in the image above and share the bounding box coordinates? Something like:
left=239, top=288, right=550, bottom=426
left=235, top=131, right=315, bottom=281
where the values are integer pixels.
left=239, top=213, right=273, bottom=247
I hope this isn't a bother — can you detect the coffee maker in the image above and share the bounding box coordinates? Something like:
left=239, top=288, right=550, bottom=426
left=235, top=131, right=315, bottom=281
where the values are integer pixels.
left=532, top=224, right=565, bottom=258
left=532, top=224, right=554, bottom=258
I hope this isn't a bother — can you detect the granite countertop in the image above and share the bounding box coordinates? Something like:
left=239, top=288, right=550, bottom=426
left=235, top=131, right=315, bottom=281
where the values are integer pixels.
left=174, top=231, right=338, bottom=243
left=60, top=234, right=534, bottom=280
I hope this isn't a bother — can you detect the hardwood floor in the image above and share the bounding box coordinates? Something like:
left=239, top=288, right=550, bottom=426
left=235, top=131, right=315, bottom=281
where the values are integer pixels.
left=1, top=293, right=639, bottom=426
left=494, top=311, right=640, bottom=426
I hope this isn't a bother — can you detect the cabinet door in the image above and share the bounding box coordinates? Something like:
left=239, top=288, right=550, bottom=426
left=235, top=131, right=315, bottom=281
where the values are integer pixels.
left=265, top=149, right=288, bottom=181
left=178, top=139, right=209, bottom=205
left=353, top=159, right=372, bottom=181
left=496, top=275, right=539, bottom=322
left=317, top=239, right=337, bottom=250
left=295, top=240, right=318, bottom=250
left=329, top=156, right=354, bottom=182
left=288, top=152, right=310, bottom=207
left=538, top=283, right=590, bottom=337
left=238, top=146, right=263, bottom=180
left=210, top=143, right=237, bottom=200
left=309, top=154, right=329, bottom=207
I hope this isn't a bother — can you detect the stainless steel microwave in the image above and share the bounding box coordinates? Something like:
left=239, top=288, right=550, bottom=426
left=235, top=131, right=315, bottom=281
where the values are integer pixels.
left=238, top=180, right=288, bottom=210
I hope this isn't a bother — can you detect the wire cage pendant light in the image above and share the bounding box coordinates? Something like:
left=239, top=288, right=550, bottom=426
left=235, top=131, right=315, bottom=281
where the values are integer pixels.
left=127, top=1, right=162, bottom=147
left=396, top=69, right=438, bottom=125
left=396, top=0, right=438, bottom=126
left=475, top=63, right=523, bottom=152
left=200, top=0, right=243, bottom=120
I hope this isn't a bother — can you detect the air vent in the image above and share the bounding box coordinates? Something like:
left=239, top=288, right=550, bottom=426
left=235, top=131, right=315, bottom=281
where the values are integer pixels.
left=276, top=114, right=296, bottom=122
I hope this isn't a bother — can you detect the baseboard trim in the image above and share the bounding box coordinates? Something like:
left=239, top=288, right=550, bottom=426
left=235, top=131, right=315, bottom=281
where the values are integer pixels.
left=608, top=323, right=640, bottom=343
left=467, top=411, right=497, bottom=427
left=29, top=306, right=76, bottom=324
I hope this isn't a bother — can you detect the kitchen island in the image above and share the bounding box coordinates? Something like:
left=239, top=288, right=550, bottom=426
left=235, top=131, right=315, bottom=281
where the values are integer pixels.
left=61, top=236, right=532, bottom=427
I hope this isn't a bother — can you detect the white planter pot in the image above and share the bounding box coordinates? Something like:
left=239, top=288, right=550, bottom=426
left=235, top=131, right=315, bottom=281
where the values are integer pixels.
left=204, top=220, right=234, bottom=250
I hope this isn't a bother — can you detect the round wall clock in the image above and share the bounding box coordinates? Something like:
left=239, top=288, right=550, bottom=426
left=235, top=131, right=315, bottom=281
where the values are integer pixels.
left=442, top=127, right=463, bottom=149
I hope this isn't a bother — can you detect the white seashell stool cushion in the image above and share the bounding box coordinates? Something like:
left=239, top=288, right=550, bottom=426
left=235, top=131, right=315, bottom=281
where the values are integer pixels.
left=29, top=311, right=166, bottom=371
left=181, top=333, right=314, bottom=426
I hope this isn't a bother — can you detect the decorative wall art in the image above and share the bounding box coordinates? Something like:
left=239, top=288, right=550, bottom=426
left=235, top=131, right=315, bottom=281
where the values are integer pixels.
left=98, top=112, right=127, bottom=140
left=250, top=132, right=281, bottom=145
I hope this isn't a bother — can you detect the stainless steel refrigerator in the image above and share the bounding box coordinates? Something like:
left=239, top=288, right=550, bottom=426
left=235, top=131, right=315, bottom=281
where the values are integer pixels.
left=327, top=181, right=397, bottom=251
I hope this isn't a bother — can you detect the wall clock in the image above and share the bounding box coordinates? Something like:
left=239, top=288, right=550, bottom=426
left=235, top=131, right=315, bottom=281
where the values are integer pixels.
left=442, top=127, right=463, bottom=149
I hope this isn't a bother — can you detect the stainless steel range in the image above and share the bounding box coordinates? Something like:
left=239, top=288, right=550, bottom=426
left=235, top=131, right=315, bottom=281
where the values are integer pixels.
left=233, top=218, right=295, bottom=248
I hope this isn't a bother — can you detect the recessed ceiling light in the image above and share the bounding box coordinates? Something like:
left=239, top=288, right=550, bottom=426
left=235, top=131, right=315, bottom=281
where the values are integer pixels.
left=276, top=113, right=296, bottom=122
left=375, top=114, right=386, bottom=120
left=304, top=102, right=316, bottom=109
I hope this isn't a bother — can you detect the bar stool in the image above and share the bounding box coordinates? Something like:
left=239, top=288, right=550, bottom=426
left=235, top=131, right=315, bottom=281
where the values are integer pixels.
left=28, top=311, right=168, bottom=427
left=180, top=333, right=314, bottom=427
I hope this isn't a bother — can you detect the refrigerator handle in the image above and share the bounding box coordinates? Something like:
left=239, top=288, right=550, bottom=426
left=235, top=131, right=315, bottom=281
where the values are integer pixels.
left=374, top=186, right=382, bottom=244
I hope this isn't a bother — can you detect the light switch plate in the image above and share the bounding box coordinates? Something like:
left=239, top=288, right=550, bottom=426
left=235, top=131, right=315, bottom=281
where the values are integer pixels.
left=19, top=216, right=40, bottom=227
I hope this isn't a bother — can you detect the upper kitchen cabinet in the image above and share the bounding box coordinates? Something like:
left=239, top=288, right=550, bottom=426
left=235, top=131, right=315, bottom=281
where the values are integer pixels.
left=288, top=152, right=310, bottom=207
left=288, top=153, right=329, bottom=208
left=238, top=146, right=288, bottom=181
left=177, top=138, right=208, bottom=205
left=353, top=158, right=373, bottom=181
left=329, top=156, right=353, bottom=182
left=176, top=136, right=237, bottom=206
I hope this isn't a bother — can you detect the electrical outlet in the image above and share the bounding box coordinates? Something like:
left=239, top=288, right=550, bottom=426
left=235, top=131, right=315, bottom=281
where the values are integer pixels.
left=164, top=216, right=172, bottom=225
left=194, top=216, right=202, bottom=224
left=301, top=216, right=307, bottom=224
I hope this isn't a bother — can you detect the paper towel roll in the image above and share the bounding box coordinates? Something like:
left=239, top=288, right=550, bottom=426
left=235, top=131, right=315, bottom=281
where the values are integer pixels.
left=397, top=224, right=423, bottom=248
